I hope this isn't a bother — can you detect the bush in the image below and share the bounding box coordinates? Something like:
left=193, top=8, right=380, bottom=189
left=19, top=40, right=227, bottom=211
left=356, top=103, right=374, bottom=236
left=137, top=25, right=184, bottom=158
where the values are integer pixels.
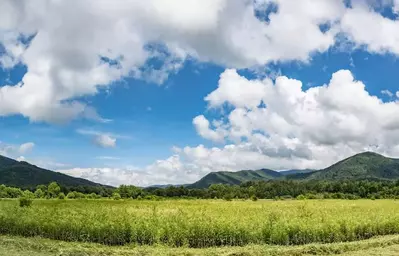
left=112, top=192, right=121, bottom=200
left=251, top=195, right=258, bottom=201
left=296, top=194, right=306, bottom=200
left=19, top=197, right=33, bottom=207
left=223, top=194, right=233, bottom=201
left=58, top=192, right=66, bottom=199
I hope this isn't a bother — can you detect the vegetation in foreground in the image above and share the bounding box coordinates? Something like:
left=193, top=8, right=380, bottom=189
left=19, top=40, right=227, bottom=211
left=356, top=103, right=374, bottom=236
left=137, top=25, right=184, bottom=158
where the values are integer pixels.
left=2, top=233, right=399, bottom=256
left=1, top=199, right=399, bottom=248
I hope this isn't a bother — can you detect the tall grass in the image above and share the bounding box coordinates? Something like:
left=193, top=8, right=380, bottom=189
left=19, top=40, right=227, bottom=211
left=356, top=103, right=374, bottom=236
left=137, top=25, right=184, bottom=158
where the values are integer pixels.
left=0, top=199, right=399, bottom=247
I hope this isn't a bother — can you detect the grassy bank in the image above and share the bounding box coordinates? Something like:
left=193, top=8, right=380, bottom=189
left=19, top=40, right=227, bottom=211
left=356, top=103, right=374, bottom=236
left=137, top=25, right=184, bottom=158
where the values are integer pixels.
left=1, top=199, right=399, bottom=247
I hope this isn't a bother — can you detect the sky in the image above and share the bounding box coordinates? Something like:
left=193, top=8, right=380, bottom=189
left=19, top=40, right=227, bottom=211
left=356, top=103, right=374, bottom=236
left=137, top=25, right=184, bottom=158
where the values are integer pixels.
left=1, top=0, right=399, bottom=187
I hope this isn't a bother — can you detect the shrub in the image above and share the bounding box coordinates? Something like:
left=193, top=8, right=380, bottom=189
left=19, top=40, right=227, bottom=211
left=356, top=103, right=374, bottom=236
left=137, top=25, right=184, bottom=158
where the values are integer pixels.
left=296, top=194, right=306, bottom=200
left=23, top=190, right=35, bottom=199
left=251, top=195, right=258, bottom=201
left=58, top=192, right=66, bottom=199
left=223, top=194, right=233, bottom=201
left=112, top=192, right=121, bottom=200
left=34, top=188, right=45, bottom=198
left=19, top=197, right=33, bottom=207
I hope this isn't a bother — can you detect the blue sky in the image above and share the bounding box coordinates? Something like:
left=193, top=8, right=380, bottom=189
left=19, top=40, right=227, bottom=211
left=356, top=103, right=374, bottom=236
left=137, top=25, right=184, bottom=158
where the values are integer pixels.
left=2, top=0, right=399, bottom=186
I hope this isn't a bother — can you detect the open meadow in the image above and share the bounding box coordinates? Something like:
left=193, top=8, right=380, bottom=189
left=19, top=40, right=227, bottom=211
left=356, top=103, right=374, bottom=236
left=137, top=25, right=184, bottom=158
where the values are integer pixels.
left=1, top=199, right=399, bottom=250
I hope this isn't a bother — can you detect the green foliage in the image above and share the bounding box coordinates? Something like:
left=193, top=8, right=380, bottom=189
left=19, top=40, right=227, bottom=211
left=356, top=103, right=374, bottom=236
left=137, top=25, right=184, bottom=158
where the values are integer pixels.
left=296, top=194, right=306, bottom=200
left=58, top=192, right=66, bottom=199
left=18, top=197, right=32, bottom=207
left=112, top=192, right=121, bottom=200
left=0, top=199, right=399, bottom=247
left=34, top=188, right=45, bottom=198
left=22, top=190, right=34, bottom=199
left=116, top=185, right=143, bottom=199
left=47, top=182, right=61, bottom=198
left=66, top=191, right=86, bottom=199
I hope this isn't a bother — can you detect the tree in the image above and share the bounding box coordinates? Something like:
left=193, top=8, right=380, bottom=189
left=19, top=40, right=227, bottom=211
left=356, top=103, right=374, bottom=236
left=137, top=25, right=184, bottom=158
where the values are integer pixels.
left=48, top=182, right=61, bottom=198
left=23, top=190, right=35, bottom=199
left=112, top=192, right=121, bottom=200
left=117, top=185, right=142, bottom=199
left=34, top=188, right=45, bottom=198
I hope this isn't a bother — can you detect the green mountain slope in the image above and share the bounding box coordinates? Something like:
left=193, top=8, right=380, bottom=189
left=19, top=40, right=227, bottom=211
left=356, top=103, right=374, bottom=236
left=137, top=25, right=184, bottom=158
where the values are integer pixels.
left=0, top=155, right=18, bottom=168
left=190, top=169, right=282, bottom=188
left=189, top=152, right=399, bottom=188
left=306, top=152, right=399, bottom=180
left=0, top=157, right=107, bottom=189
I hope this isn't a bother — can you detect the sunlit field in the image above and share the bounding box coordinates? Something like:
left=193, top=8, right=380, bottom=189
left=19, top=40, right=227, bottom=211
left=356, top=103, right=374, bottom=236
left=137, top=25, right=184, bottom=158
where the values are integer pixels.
left=1, top=199, right=399, bottom=248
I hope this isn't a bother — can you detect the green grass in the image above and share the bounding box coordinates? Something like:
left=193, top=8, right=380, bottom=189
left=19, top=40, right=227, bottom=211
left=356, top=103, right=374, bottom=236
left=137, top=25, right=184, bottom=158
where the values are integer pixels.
left=1, top=199, right=399, bottom=248
left=3, top=234, right=399, bottom=255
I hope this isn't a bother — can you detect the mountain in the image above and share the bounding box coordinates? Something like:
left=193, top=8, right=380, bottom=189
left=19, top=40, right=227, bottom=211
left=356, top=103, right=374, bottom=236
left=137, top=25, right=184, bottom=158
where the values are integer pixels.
left=0, top=156, right=107, bottom=189
left=189, top=169, right=283, bottom=188
left=0, top=155, right=19, bottom=168
left=280, top=169, right=315, bottom=176
left=305, top=152, right=399, bottom=181
left=188, top=152, right=399, bottom=188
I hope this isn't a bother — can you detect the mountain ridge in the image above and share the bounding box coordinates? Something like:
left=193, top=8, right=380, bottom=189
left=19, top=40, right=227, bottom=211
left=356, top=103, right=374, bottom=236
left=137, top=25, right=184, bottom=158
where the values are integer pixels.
left=188, top=152, right=399, bottom=188
left=0, top=156, right=110, bottom=189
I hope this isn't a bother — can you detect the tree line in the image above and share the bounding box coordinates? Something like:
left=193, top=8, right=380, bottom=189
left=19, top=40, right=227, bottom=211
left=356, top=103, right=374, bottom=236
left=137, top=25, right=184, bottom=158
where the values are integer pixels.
left=3, top=180, right=399, bottom=200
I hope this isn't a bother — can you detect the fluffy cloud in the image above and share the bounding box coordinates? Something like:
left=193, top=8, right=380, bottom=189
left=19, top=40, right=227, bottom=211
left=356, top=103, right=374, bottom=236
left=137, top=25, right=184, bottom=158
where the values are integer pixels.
left=195, top=69, right=399, bottom=164
left=59, top=155, right=205, bottom=187
left=0, top=141, right=35, bottom=158
left=58, top=68, right=399, bottom=186
left=193, top=115, right=226, bottom=142
left=0, top=0, right=383, bottom=123
left=93, top=134, right=116, bottom=148
left=340, top=1, right=399, bottom=54
left=18, top=142, right=35, bottom=154
left=76, top=129, right=123, bottom=148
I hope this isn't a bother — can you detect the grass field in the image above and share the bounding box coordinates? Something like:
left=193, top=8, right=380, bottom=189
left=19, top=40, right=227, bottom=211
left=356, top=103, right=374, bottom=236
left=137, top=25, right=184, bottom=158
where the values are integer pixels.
left=1, top=199, right=399, bottom=249
left=3, top=234, right=399, bottom=255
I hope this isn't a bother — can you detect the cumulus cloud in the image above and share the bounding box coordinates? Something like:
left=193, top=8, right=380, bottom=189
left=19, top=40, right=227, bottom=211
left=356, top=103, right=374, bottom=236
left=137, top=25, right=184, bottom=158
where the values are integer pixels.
left=0, top=141, right=35, bottom=158
left=59, top=155, right=204, bottom=187
left=18, top=142, right=35, bottom=154
left=194, top=69, right=399, bottom=165
left=76, top=129, right=125, bottom=148
left=93, top=134, right=116, bottom=148
left=4, top=0, right=395, bottom=123
left=340, top=1, right=399, bottom=54
left=57, top=68, right=399, bottom=186
left=193, top=115, right=226, bottom=142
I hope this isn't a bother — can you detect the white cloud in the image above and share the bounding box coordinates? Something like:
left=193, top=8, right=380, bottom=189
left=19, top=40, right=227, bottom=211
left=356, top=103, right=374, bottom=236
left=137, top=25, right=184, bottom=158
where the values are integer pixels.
left=381, top=90, right=394, bottom=97
left=340, top=1, right=399, bottom=54
left=2, top=0, right=399, bottom=124
left=95, top=156, right=121, bottom=161
left=0, top=141, right=35, bottom=159
left=18, top=142, right=35, bottom=154
left=76, top=129, right=123, bottom=148
left=93, top=134, right=116, bottom=148
left=0, top=0, right=346, bottom=123
left=193, top=115, right=226, bottom=142
left=59, top=155, right=204, bottom=187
